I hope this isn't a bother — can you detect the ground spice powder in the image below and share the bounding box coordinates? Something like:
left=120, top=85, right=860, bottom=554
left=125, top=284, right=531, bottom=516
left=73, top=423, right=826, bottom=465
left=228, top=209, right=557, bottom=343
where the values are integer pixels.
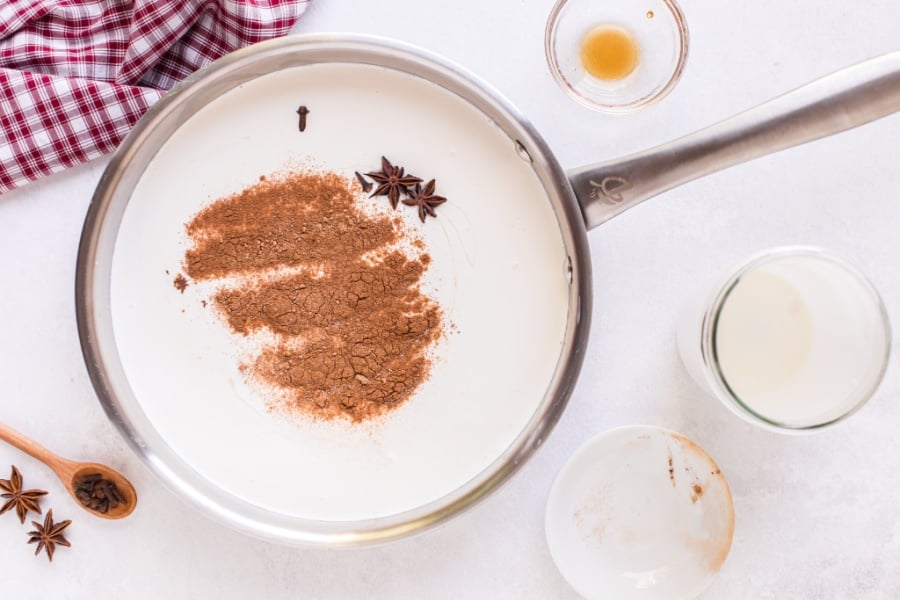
left=183, top=171, right=443, bottom=422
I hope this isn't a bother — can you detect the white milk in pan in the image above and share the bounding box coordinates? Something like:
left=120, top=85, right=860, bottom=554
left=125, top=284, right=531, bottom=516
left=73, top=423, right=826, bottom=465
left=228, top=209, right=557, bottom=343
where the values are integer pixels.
left=110, top=64, right=571, bottom=520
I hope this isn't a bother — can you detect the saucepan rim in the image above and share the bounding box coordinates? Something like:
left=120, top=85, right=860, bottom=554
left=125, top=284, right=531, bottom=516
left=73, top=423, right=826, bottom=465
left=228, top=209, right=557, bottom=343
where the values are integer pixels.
left=75, top=33, right=594, bottom=546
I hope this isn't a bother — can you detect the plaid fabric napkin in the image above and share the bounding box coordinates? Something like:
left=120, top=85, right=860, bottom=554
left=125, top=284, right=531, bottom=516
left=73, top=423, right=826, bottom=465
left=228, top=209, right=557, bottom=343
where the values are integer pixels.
left=0, top=0, right=309, bottom=194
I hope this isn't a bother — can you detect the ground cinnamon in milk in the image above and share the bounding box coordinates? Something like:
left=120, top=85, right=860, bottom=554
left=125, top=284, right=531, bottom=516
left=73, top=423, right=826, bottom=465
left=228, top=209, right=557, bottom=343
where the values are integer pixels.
left=182, top=171, right=443, bottom=422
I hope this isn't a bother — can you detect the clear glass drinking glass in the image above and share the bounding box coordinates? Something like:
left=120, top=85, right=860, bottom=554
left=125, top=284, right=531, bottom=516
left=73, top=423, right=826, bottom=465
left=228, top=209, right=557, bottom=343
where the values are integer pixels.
left=677, top=247, right=892, bottom=433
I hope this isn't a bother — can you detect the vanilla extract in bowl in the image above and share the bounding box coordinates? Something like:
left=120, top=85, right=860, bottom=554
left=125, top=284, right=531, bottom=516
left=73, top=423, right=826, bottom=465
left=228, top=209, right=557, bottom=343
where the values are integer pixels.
left=579, top=25, right=640, bottom=81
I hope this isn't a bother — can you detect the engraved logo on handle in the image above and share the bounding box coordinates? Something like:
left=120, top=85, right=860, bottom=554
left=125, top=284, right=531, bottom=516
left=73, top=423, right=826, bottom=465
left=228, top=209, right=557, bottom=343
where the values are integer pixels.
left=589, top=176, right=631, bottom=204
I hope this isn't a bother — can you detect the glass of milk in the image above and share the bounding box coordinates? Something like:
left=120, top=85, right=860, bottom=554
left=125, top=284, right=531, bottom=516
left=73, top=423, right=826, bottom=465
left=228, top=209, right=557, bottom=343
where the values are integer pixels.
left=677, top=247, right=891, bottom=432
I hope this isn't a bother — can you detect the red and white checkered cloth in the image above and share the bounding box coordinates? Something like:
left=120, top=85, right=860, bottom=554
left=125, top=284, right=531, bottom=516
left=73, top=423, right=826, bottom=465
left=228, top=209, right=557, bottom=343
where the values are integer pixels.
left=0, top=0, right=309, bottom=194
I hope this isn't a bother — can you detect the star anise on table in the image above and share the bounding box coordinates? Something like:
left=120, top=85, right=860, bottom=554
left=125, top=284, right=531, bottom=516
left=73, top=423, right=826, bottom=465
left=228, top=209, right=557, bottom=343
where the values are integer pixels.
left=0, top=465, right=47, bottom=524
left=367, top=156, right=422, bottom=209
left=402, top=179, right=447, bottom=222
left=27, top=509, right=72, bottom=562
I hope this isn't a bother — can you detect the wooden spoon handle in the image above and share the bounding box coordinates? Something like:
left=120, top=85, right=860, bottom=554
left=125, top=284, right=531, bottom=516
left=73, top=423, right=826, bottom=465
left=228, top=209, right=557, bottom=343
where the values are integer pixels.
left=0, top=420, right=75, bottom=477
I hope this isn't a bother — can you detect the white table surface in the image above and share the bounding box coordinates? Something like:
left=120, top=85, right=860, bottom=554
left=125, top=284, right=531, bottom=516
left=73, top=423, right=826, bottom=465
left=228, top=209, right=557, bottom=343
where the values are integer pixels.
left=2, top=1, right=899, bottom=597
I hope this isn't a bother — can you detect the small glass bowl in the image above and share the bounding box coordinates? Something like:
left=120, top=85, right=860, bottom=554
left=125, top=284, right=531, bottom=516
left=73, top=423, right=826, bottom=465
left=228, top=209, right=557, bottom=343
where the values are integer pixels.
left=545, top=0, right=689, bottom=113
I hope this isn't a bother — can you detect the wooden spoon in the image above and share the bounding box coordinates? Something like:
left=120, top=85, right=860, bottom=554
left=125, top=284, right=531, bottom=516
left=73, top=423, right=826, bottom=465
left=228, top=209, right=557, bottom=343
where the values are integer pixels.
left=0, top=420, right=136, bottom=519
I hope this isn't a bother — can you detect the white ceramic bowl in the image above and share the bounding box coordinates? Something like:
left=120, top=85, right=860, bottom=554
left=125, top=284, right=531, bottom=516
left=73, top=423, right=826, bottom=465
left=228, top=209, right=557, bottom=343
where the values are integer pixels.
left=545, top=426, right=734, bottom=599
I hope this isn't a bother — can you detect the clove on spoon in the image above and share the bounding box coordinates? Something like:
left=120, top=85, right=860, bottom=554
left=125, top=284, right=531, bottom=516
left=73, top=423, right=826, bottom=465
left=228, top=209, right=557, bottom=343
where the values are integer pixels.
left=0, top=420, right=136, bottom=519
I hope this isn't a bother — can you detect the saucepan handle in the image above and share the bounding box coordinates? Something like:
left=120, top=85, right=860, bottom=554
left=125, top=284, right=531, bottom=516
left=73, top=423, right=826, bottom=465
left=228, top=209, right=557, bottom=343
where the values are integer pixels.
left=569, top=50, right=900, bottom=230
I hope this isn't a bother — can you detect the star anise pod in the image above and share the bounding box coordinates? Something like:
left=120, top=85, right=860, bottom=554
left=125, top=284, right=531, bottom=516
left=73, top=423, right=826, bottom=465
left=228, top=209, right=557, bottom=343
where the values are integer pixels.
left=367, top=156, right=422, bottom=209
left=28, top=509, right=72, bottom=562
left=0, top=465, right=47, bottom=524
left=402, top=179, right=447, bottom=222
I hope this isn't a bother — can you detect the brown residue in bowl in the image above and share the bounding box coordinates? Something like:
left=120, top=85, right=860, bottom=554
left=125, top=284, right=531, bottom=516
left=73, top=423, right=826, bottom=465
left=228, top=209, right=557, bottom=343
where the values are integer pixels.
left=690, top=483, right=704, bottom=504
left=573, top=485, right=612, bottom=546
left=183, top=170, right=443, bottom=422
left=680, top=473, right=735, bottom=574
left=667, top=432, right=735, bottom=573
left=667, top=449, right=675, bottom=486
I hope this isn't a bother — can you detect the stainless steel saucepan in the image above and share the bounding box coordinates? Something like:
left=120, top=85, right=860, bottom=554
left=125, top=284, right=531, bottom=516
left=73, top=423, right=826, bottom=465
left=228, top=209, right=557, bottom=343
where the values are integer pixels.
left=77, top=35, right=900, bottom=545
